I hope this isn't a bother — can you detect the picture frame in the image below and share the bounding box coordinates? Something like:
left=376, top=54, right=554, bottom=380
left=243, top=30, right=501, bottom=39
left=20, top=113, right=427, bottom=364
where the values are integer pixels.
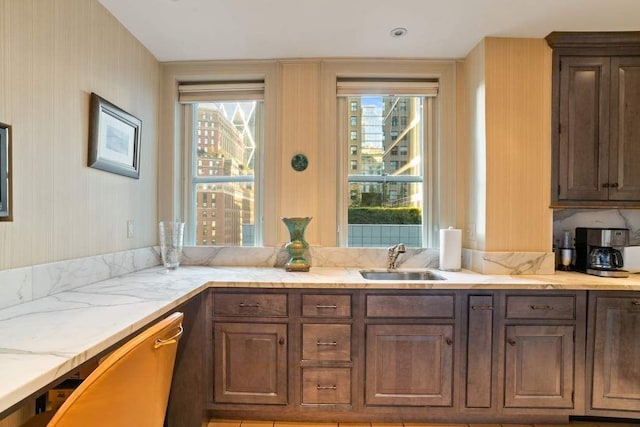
left=88, top=93, right=142, bottom=179
left=0, top=122, right=11, bottom=221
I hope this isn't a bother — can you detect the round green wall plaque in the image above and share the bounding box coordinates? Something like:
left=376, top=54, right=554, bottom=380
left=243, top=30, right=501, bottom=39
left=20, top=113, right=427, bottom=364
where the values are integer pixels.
left=291, top=153, right=308, bottom=172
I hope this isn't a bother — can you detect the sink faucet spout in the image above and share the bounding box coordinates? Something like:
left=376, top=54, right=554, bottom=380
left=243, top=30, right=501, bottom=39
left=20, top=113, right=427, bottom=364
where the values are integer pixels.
left=387, top=243, right=406, bottom=270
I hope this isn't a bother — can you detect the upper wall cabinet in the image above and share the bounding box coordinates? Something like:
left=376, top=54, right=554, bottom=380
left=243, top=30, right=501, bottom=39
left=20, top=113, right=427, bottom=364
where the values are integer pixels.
left=547, top=32, right=640, bottom=207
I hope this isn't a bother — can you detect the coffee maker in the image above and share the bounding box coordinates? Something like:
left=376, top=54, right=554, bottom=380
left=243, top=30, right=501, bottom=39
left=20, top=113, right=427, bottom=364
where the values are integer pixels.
left=575, top=227, right=629, bottom=277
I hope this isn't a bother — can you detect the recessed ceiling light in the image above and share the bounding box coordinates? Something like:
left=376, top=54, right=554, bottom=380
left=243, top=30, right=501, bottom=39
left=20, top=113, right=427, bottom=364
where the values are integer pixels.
left=390, top=27, right=408, bottom=38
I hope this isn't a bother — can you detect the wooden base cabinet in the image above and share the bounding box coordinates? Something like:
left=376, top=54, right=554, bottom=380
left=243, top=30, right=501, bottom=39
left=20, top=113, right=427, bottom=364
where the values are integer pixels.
left=213, top=322, right=288, bottom=405
left=205, top=288, right=640, bottom=424
left=504, top=325, right=575, bottom=408
left=365, top=324, right=453, bottom=406
left=589, top=294, right=640, bottom=414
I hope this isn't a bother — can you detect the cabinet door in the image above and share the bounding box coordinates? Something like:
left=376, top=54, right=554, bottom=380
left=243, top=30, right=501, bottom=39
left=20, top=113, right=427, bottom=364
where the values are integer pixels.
left=609, top=57, right=640, bottom=201
left=366, top=324, right=453, bottom=406
left=558, top=56, right=610, bottom=201
left=592, top=297, right=640, bottom=411
left=466, top=296, right=494, bottom=408
left=504, top=325, right=574, bottom=408
left=214, top=322, right=287, bottom=404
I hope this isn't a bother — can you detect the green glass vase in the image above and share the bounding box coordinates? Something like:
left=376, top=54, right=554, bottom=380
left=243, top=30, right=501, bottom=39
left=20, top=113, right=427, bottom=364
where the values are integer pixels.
left=282, top=217, right=312, bottom=272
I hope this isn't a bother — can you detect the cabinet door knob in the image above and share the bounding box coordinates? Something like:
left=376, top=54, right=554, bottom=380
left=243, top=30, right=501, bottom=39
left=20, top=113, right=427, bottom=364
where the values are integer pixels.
left=507, top=338, right=517, bottom=346
left=611, top=182, right=619, bottom=188
left=445, top=338, right=453, bottom=345
left=602, top=183, right=610, bottom=188
left=279, top=337, right=285, bottom=345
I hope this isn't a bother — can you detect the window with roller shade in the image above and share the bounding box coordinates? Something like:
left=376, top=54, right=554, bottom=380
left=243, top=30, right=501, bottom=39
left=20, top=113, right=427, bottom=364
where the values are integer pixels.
left=179, top=82, right=264, bottom=246
left=337, top=79, right=438, bottom=248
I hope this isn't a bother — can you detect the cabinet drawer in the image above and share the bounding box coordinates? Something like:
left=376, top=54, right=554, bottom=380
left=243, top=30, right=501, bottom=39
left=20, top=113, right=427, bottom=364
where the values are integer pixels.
left=505, top=295, right=575, bottom=320
left=301, top=367, right=351, bottom=405
left=213, top=293, right=288, bottom=317
left=366, top=294, right=454, bottom=318
left=302, top=324, right=351, bottom=361
left=302, top=294, right=351, bottom=318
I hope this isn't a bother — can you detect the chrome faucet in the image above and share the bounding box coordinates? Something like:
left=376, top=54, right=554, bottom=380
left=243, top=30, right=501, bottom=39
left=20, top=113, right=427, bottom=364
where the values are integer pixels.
left=387, top=243, right=406, bottom=270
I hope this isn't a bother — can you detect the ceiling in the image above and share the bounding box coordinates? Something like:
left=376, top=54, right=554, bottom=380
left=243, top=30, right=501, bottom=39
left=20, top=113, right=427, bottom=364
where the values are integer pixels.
left=98, top=0, right=640, bottom=62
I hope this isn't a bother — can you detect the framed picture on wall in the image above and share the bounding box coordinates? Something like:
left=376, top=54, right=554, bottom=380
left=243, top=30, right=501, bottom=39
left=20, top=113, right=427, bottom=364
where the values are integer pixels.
left=0, top=122, right=11, bottom=221
left=88, top=93, right=142, bottom=179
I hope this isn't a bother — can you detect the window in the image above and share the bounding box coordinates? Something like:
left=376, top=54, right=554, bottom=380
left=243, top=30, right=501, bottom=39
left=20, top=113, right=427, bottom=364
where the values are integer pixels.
left=337, top=78, right=438, bottom=248
left=350, top=101, right=358, bottom=111
left=350, top=131, right=357, bottom=140
left=179, top=81, right=264, bottom=247
left=350, top=116, right=357, bottom=127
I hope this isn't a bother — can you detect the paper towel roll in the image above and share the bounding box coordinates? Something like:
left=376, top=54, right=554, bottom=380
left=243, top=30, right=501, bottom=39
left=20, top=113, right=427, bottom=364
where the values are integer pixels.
left=440, top=227, right=462, bottom=271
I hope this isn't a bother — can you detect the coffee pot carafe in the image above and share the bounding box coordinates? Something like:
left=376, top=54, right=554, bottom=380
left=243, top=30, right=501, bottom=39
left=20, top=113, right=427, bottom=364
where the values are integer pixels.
left=588, top=247, right=624, bottom=270
left=575, top=227, right=629, bottom=278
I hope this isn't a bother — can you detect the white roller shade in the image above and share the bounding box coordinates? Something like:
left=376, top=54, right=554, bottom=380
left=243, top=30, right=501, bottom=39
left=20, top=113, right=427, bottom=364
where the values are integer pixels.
left=336, top=79, right=438, bottom=97
left=178, top=82, right=264, bottom=103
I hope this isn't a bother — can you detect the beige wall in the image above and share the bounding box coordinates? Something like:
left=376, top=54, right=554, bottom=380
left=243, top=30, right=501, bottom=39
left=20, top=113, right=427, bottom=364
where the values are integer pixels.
left=160, top=59, right=457, bottom=247
left=0, top=0, right=161, bottom=270
left=459, top=37, right=552, bottom=252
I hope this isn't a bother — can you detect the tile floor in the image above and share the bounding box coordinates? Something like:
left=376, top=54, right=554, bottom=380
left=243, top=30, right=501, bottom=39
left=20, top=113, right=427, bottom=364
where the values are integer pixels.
left=206, top=420, right=640, bottom=427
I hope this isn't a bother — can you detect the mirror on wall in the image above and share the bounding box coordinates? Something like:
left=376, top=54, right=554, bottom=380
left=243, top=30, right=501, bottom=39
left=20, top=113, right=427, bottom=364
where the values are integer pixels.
left=0, top=122, right=11, bottom=221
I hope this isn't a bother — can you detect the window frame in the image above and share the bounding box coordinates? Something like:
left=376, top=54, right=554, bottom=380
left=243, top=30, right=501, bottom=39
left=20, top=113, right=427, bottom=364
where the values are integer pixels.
left=182, top=99, right=265, bottom=247
left=336, top=90, right=437, bottom=248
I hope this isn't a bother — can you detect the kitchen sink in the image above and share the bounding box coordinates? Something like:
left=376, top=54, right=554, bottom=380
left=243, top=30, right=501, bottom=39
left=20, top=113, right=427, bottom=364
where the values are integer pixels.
left=359, top=270, right=446, bottom=281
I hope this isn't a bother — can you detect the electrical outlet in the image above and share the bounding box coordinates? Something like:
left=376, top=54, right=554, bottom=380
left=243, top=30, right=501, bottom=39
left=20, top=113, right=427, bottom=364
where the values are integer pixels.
left=127, top=220, right=134, bottom=239
left=465, top=223, right=476, bottom=242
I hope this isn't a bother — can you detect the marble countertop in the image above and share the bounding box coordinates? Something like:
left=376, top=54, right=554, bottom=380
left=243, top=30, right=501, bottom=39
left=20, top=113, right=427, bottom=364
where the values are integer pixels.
left=2, top=265, right=640, bottom=416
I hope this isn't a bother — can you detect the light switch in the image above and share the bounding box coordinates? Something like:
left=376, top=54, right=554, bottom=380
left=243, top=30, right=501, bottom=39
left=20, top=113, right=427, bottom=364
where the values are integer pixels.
left=127, top=220, right=134, bottom=239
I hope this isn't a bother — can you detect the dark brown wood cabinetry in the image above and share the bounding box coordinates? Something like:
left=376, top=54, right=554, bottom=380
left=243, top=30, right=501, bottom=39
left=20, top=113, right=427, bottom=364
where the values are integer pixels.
left=547, top=32, right=640, bottom=207
left=588, top=293, right=640, bottom=415
left=206, top=288, right=640, bottom=423
left=500, top=293, right=586, bottom=414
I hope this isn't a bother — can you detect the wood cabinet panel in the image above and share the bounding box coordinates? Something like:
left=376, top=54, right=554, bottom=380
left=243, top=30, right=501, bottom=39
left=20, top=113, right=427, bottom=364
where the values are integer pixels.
left=558, top=56, right=610, bottom=201
left=213, top=293, right=288, bottom=317
left=465, top=295, right=494, bottom=408
left=365, top=324, right=453, bottom=406
left=301, top=367, right=351, bottom=405
left=302, top=324, right=351, bottom=362
left=302, top=294, right=351, bottom=318
left=609, top=57, right=640, bottom=201
left=213, top=322, right=288, bottom=404
left=366, top=294, right=454, bottom=318
left=505, top=295, right=575, bottom=320
left=591, top=296, right=640, bottom=411
left=504, top=325, right=574, bottom=408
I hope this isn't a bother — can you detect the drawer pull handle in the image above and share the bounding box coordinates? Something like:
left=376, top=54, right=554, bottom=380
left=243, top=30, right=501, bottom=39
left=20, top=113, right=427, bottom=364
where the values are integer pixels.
left=316, top=305, right=338, bottom=309
left=529, top=305, right=552, bottom=310
left=317, top=341, right=338, bottom=346
left=507, top=338, right=517, bottom=346
left=471, top=305, right=493, bottom=311
left=445, top=338, right=453, bottom=345
left=316, top=385, right=337, bottom=391
left=279, top=337, right=285, bottom=345
left=239, top=303, right=261, bottom=308
left=632, top=301, right=640, bottom=306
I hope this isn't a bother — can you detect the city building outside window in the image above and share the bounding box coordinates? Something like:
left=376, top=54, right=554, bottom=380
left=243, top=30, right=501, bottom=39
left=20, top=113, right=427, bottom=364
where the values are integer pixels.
left=337, top=79, right=438, bottom=248
left=179, top=81, right=264, bottom=246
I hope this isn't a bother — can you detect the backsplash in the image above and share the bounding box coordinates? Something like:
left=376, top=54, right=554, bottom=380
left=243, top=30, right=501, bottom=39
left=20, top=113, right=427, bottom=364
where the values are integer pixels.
left=0, top=248, right=160, bottom=310
left=0, top=243, right=556, bottom=310
left=553, top=209, right=640, bottom=247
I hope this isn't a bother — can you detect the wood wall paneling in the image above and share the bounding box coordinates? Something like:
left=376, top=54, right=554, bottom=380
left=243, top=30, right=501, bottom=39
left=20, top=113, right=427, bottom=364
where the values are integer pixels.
left=278, top=62, right=320, bottom=245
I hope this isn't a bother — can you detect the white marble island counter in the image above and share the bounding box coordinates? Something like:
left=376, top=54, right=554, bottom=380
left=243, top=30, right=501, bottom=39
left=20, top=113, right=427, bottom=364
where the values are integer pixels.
left=2, top=264, right=640, bottom=418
